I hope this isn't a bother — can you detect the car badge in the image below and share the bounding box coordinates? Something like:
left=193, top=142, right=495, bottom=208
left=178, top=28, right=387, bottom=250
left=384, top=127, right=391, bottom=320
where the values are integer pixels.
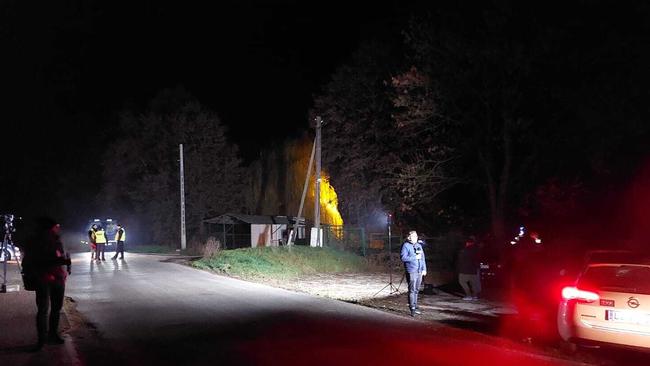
left=627, top=297, right=640, bottom=309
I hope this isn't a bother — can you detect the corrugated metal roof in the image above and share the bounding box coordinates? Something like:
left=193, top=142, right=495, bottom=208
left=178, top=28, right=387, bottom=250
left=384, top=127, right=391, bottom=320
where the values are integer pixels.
left=203, top=213, right=303, bottom=225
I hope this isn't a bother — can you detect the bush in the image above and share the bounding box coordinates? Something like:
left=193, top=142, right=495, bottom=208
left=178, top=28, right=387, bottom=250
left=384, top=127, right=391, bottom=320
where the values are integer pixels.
left=202, top=236, right=221, bottom=258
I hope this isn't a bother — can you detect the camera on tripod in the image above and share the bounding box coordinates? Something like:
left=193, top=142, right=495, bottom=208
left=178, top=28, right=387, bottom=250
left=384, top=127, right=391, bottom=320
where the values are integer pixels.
left=3, top=214, right=16, bottom=232
left=1, top=214, right=20, bottom=261
left=2, top=213, right=21, bottom=293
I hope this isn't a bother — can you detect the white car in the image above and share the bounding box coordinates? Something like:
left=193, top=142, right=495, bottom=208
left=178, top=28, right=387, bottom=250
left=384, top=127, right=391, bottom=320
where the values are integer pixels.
left=558, top=254, right=650, bottom=351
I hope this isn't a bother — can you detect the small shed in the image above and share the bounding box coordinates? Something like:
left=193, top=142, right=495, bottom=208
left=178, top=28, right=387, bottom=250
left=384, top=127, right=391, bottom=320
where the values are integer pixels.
left=202, top=213, right=306, bottom=249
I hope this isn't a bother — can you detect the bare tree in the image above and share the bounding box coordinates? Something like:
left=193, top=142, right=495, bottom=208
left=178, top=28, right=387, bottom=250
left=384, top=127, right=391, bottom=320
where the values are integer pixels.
left=388, top=67, right=458, bottom=212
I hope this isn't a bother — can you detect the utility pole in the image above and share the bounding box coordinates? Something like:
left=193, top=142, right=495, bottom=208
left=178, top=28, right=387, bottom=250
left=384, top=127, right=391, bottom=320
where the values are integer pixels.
left=179, top=144, right=187, bottom=250
left=314, top=116, right=322, bottom=247
left=286, top=138, right=316, bottom=247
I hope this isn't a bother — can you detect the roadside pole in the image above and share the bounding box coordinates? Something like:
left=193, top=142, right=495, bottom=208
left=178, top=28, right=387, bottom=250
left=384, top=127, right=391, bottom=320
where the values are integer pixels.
left=287, top=138, right=316, bottom=246
left=314, top=116, right=322, bottom=247
left=180, top=144, right=187, bottom=251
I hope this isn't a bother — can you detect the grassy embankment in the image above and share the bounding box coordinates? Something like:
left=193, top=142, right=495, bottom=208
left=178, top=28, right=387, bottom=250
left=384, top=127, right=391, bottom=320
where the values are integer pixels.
left=192, top=246, right=370, bottom=280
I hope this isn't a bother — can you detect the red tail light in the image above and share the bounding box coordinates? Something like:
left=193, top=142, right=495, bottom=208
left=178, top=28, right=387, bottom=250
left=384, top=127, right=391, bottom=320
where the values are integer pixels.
left=561, top=286, right=599, bottom=303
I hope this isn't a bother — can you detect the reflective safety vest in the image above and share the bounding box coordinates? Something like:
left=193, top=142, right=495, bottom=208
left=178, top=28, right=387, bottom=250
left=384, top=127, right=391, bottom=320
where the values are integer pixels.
left=95, top=229, right=107, bottom=244
left=115, top=228, right=126, bottom=242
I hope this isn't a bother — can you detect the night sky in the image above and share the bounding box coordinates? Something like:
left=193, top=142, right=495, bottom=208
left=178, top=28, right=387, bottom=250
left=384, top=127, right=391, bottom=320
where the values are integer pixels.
left=3, top=1, right=403, bottom=154
left=2, top=1, right=650, bottom=235
left=1, top=0, right=404, bottom=220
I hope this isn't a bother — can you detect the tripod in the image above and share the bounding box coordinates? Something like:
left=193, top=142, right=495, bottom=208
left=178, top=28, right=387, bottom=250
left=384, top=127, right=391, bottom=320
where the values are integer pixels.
left=374, top=214, right=403, bottom=297
left=1, top=233, right=7, bottom=293
left=1, top=229, right=19, bottom=293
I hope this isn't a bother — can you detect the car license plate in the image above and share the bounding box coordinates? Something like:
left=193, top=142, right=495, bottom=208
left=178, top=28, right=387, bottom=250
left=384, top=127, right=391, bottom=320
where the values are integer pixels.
left=606, top=310, right=650, bottom=325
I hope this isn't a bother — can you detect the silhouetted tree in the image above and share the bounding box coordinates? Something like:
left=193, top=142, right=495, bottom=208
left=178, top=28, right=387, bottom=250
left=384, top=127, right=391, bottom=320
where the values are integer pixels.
left=389, top=66, right=459, bottom=213
left=312, top=41, right=398, bottom=226
left=101, top=88, right=244, bottom=245
left=399, top=7, right=547, bottom=241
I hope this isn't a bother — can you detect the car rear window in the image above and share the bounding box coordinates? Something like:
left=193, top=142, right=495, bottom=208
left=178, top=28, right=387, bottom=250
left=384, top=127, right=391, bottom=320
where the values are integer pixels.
left=579, top=265, right=650, bottom=295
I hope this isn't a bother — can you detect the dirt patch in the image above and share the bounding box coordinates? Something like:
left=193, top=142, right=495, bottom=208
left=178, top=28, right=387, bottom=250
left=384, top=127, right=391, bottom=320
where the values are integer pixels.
left=217, top=268, right=524, bottom=338
left=179, top=254, right=404, bottom=302
left=254, top=272, right=408, bottom=302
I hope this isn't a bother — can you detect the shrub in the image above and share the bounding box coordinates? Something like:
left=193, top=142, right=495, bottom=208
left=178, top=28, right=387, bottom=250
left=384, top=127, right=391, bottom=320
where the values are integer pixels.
left=202, top=236, right=221, bottom=258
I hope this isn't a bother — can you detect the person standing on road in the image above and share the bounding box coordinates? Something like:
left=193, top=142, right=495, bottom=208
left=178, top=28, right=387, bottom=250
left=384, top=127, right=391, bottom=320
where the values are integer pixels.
left=88, top=224, right=97, bottom=260
left=457, top=236, right=481, bottom=301
left=21, top=217, right=72, bottom=350
left=94, top=225, right=107, bottom=261
left=400, top=230, right=427, bottom=317
left=111, top=223, right=125, bottom=260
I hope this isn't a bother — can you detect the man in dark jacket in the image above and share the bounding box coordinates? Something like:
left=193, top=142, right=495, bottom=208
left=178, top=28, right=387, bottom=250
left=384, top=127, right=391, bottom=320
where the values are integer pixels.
left=111, top=223, right=125, bottom=260
left=457, top=236, right=481, bottom=300
left=400, top=230, right=427, bottom=317
left=21, top=217, right=71, bottom=350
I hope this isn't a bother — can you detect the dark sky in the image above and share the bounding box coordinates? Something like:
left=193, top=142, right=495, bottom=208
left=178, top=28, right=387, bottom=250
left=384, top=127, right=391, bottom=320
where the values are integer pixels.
left=3, top=1, right=402, bottom=157
left=1, top=0, right=404, bottom=218
left=2, top=0, right=650, bottom=228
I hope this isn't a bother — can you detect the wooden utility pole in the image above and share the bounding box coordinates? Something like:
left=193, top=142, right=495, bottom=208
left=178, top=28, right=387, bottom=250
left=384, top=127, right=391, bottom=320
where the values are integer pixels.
left=314, top=116, right=322, bottom=247
left=286, top=138, right=316, bottom=246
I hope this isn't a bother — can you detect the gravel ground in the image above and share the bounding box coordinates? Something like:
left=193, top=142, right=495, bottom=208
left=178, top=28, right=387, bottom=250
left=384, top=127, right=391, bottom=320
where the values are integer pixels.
left=252, top=272, right=405, bottom=302
left=249, top=271, right=517, bottom=322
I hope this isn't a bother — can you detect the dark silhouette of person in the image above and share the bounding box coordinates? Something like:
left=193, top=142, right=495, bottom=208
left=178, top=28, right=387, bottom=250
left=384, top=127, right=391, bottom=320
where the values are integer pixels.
left=21, top=216, right=71, bottom=350
left=88, top=224, right=97, bottom=260
left=457, top=236, right=481, bottom=300
left=111, top=223, right=126, bottom=259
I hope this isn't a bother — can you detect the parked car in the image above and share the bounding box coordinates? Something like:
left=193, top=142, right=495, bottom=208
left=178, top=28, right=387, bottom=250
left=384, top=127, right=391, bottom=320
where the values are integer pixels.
left=557, top=251, right=650, bottom=351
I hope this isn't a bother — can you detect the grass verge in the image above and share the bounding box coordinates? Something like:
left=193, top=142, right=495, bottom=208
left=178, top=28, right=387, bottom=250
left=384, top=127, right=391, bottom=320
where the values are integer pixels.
left=192, top=246, right=370, bottom=280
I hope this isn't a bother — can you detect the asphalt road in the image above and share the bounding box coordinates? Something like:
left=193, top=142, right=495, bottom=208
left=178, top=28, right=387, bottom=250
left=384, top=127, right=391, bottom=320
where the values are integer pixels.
left=64, top=253, right=578, bottom=366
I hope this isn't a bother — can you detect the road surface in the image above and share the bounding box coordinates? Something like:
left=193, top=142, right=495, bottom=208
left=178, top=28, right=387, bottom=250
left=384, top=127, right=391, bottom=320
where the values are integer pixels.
left=65, top=253, right=578, bottom=366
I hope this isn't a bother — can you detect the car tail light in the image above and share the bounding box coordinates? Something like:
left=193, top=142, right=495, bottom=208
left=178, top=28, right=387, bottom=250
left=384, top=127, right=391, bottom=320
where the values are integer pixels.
left=561, top=286, right=599, bottom=303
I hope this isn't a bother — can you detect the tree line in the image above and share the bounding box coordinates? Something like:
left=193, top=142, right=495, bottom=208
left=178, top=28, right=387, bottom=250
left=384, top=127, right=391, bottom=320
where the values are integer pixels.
left=312, top=2, right=650, bottom=244
left=98, top=2, right=650, bottom=247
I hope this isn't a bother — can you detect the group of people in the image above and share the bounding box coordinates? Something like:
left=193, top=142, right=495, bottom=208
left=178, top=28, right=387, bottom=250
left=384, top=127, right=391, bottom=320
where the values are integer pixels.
left=87, top=223, right=126, bottom=261
left=400, top=231, right=482, bottom=317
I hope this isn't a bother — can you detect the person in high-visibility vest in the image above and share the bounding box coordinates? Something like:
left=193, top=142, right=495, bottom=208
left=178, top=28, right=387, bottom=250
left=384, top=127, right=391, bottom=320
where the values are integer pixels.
left=111, top=224, right=126, bottom=260
left=88, top=224, right=97, bottom=260
left=94, top=226, right=107, bottom=261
